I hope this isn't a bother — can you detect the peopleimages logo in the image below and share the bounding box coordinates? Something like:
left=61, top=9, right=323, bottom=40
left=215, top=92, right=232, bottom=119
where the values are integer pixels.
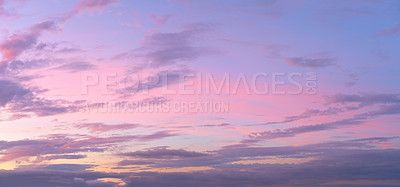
left=81, top=71, right=317, bottom=96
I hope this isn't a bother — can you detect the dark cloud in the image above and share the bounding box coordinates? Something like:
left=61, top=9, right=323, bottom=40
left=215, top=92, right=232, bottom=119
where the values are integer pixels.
left=1, top=137, right=398, bottom=186
left=153, top=137, right=394, bottom=169
left=124, top=137, right=400, bottom=187
left=126, top=150, right=400, bottom=187
left=286, top=57, right=336, bottom=69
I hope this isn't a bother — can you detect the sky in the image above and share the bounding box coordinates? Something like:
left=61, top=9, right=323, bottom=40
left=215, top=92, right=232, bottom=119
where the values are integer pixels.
left=0, top=0, right=400, bottom=186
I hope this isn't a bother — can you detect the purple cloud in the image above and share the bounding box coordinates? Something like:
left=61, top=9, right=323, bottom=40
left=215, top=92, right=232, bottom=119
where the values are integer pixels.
left=120, top=147, right=208, bottom=159
left=115, top=23, right=215, bottom=67
left=286, top=57, right=336, bottom=69
left=0, top=20, right=58, bottom=63
left=0, top=131, right=178, bottom=163
left=0, top=80, right=29, bottom=106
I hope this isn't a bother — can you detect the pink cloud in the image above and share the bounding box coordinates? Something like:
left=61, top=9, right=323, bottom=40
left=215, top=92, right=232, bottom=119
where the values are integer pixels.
left=376, top=24, right=400, bottom=37
left=148, top=14, right=174, bottom=25
left=70, top=0, right=118, bottom=17
left=0, top=20, right=58, bottom=61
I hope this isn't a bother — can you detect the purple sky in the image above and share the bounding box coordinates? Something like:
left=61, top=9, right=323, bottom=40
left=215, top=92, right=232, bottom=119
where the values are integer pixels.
left=1, top=0, right=400, bottom=186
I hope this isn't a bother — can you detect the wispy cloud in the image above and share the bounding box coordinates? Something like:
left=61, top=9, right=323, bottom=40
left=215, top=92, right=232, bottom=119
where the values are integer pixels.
left=286, top=56, right=336, bottom=69
left=0, top=20, right=59, bottom=65
left=0, top=131, right=178, bottom=163
left=120, top=146, right=208, bottom=159
left=115, top=23, right=216, bottom=67
left=74, top=122, right=139, bottom=133
left=376, top=24, right=400, bottom=37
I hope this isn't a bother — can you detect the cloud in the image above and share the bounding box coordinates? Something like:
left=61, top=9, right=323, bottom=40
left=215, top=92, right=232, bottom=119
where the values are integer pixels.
left=0, top=80, right=29, bottom=106
left=135, top=131, right=179, bottom=142
left=263, top=44, right=289, bottom=58
left=0, top=20, right=58, bottom=63
left=71, top=0, right=118, bottom=16
left=0, top=79, right=89, bottom=120
left=1, top=137, right=398, bottom=186
left=326, top=93, right=400, bottom=107
left=200, top=123, right=231, bottom=127
left=248, top=103, right=400, bottom=140
left=120, top=147, right=208, bottom=159
left=2, top=90, right=82, bottom=119
left=117, top=160, right=156, bottom=166
left=122, top=68, right=194, bottom=94
left=126, top=150, right=400, bottom=187
left=74, top=123, right=140, bottom=133
left=40, top=164, right=96, bottom=171
left=59, top=131, right=177, bottom=150
left=0, top=170, right=126, bottom=187
left=0, top=136, right=96, bottom=163
left=249, top=118, right=364, bottom=140
left=253, top=107, right=342, bottom=126
left=53, top=61, right=96, bottom=73
left=0, top=131, right=178, bottom=163
left=124, top=138, right=400, bottom=187
left=286, top=57, right=336, bottom=69
left=115, top=23, right=215, bottom=67
left=376, top=24, right=400, bottom=37
left=33, top=154, right=87, bottom=163
left=253, top=93, right=400, bottom=126
left=0, top=0, right=116, bottom=70
left=148, top=14, right=174, bottom=24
